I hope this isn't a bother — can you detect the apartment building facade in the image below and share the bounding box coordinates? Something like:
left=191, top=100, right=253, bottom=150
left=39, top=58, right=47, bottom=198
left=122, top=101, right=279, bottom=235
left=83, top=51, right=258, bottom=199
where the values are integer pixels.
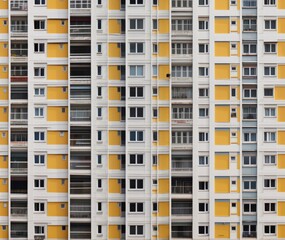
left=0, top=0, right=285, bottom=239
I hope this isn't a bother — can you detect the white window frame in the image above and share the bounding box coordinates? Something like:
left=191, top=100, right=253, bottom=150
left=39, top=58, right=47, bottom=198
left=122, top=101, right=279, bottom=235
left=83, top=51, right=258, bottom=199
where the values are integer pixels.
left=264, top=178, right=276, bottom=189
left=129, top=202, right=144, bottom=213
left=34, top=154, right=45, bottom=165
left=264, top=107, right=276, bottom=117
left=129, top=179, right=144, bottom=190
left=199, top=156, right=209, bottom=166
left=129, top=65, right=144, bottom=77
left=264, top=225, right=276, bottom=236
left=264, top=20, right=276, bottom=30
left=129, top=42, right=144, bottom=54
left=34, top=131, right=45, bottom=142
left=34, top=107, right=44, bottom=117
left=264, top=43, right=276, bottom=53
left=129, top=154, right=144, bottom=165
left=243, top=180, right=257, bottom=191
left=34, top=88, right=45, bottom=97
left=264, top=132, right=276, bottom=143
left=34, top=202, right=45, bottom=213
left=34, top=179, right=45, bottom=189
left=129, top=131, right=144, bottom=142
left=129, top=107, right=144, bottom=118
left=264, top=202, right=276, bottom=213
left=264, top=66, right=276, bottom=76
left=129, top=225, right=144, bottom=236
left=129, top=19, right=144, bottom=30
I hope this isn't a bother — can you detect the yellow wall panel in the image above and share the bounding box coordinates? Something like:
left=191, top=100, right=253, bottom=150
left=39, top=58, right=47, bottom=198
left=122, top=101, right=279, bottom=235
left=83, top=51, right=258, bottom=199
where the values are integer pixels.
left=278, top=178, right=285, bottom=192
left=215, top=224, right=230, bottom=238
left=215, top=86, right=230, bottom=100
left=159, top=131, right=169, bottom=146
left=275, top=87, right=285, bottom=100
left=0, top=132, right=8, bottom=145
left=0, top=42, right=8, bottom=57
left=159, top=65, right=170, bottom=80
left=109, top=202, right=121, bottom=217
left=0, top=65, right=8, bottom=79
left=108, top=155, right=120, bottom=170
left=47, top=43, right=68, bottom=58
left=109, top=179, right=121, bottom=193
left=278, top=107, right=285, bottom=122
left=158, top=0, right=169, bottom=10
left=47, top=19, right=68, bottom=34
left=278, top=202, right=285, bottom=216
left=278, top=18, right=285, bottom=33
left=47, top=65, right=68, bottom=80
left=47, top=131, right=68, bottom=145
left=278, top=154, right=285, bottom=169
left=215, top=201, right=230, bottom=216
left=278, top=225, right=285, bottom=238
left=278, top=131, right=285, bottom=145
left=159, top=107, right=169, bottom=122
left=215, top=178, right=230, bottom=193
left=109, top=20, right=121, bottom=34
left=215, top=42, right=230, bottom=57
left=108, top=66, right=121, bottom=80
left=158, top=202, right=169, bottom=217
left=158, top=154, right=169, bottom=170
left=278, top=65, right=285, bottom=79
left=0, top=0, right=8, bottom=9
left=158, top=19, right=169, bottom=34
left=108, top=131, right=121, bottom=145
left=158, top=179, right=169, bottom=194
left=108, top=87, right=121, bottom=100
left=278, top=42, right=285, bottom=56
left=109, top=107, right=121, bottom=121
left=215, top=18, right=230, bottom=34
left=47, top=154, right=67, bottom=169
left=0, top=202, right=7, bottom=216
left=215, top=106, right=230, bottom=122
left=215, top=0, right=229, bottom=10
left=47, top=106, right=68, bottom=122
left=47, top=178, right=68, bottom=193
left=0, top=87, right=8, bottom=100
left=158, top=225, right=169, bottom=239
left=0, top=156, right=7, bottom=169
left=108, top=43, right=121, bottom=58
left=0, top=107, right=8, bottom=122
left=215, top=130, right=230, bottom=145
left=108, top=0, right=120, bottom=10
left=278, top=0, right=285, bottom=9
left=0, top=179, right=8, bottom=192
left=159, top=87, right=169, bottom=100
left=47, top=226, right=68, bottom=239
left=0, top=18, right=8, bottom=34
left=158, top=42, right=169, bottom=57
left=47, top=202, right=68, bottom=217
left=215, top=64, right=230, bottom=80
left=108, top=226, right=121, bottom=239
left=47, top=87, right=68, bottom=100
left=47, top=0, right=68, bottom=9
left=0, top=225, right=8, bottom=239
left=215, top=154, right=229, bottom=170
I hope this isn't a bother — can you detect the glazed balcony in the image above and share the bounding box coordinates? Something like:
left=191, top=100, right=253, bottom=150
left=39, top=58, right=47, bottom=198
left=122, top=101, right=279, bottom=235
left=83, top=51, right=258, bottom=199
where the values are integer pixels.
left=10, top=0, right=28, bottom=11
left=70, top=0, right=91, bottom=9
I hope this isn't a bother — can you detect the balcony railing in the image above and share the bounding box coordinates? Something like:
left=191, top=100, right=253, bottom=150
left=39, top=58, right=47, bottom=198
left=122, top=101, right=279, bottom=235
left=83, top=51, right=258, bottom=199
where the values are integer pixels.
left=172, top=160, right=192, bottom=171
left=242, top=232, right=257, bottom=238
left=70, top=25, right=91, bottom=37
left=11, top=112, right=28, bottom=124
left=11, top=49, right=28, bottom=57
left=172, top=231, right=192, bottom=238
left=70, top=205, right=91, bottom=218
left=11, top=231, right=28, bottom=238
left=11, top=92, right=28, bottom=99
left=11, top=134, right=27, bottom=142
left=172, top=207, right=192, bottom=215
left=34, top=236, right=45, bottom=240
left=11, top=207, right=27, bottom=216
left=70, top=182, right=91, bottom=194
left=70, top=139, right=91, bottom=147
left=172, top=186, right=192, bottom=194
left=243, top=24, right=257, bottom=32
left=70, top=110, right=91, bottom=121
left=10, top=0, right=28, bottom=11
left=11, top=25, right=28, bottom=33
left=10, top=162, right=27, bottom=173
left=70, top=232, right=91, bottom=239
left=70, top=0, right=91, bottom=9
left=243, top=113, right=257, bottom=120
left=243, top=0, right=257, bottom=7
left=70, top=160, right=91, bottom=170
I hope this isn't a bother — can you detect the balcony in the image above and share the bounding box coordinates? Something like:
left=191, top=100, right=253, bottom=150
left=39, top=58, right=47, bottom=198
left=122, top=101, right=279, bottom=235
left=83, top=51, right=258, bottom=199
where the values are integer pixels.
left=11, top=65, right=28, bottom=82
left=11, top=86, right=28, bottom=100
left=172, top=201, right=192, bottom=216
left=70, top=43, right=91, bottom=58
left=171, top=0, right=192, bottom=8
left=172, top=88, right=192, bottom=101
left=172, top=160, right=192, bottom=172
left=243, top=0, right=256, bottom=8
left=242, top=232, right=257, bottom=238
left=243, top=107, right=257, bottom=120
left=70, top=127, right=91, bottom=147
left=70, top=199, right=91, bottom=218
left=172, top=177, right=192, bottom=195
left=11, top=161, right=27, bottom=174
left=11, top=200, right=27, bottom=217
left=70, top=85, right=91, bottom=100
left=11, top=41, right=28, bottom=61
left=11, top=222, right=28, bottom=238
left=11, top=18, right=28, bottom=37
left=70, top=222, right=91, bottom=239
left=70, top=175, right=91, bottom=194
left=11, top=107, right=28, bottom=125
left=11, top=131, right=28, bottom=147
left=70, top=110, right=91, bottom=122
left=70, top=152, right=91, bottom=170
left=70, top=64, right=91, bottom=81
left=70, top=0, right=91, bottom=9
left=172, top=224, right=192, bottom=239
left=243, top=24, right=257, bottom=32
left=70, top=17, right=91, bottom=38
left=11, top=176, right=27, bottom=194
left=10, top=0, right=28, bottom=11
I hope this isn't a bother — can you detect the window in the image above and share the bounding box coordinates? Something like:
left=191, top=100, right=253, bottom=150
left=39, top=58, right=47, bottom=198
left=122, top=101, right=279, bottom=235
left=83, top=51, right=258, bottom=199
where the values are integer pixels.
left=172, top=19, right=192, bottom=31
left=265, top=107, right=276, bottom=117
left=34, top=43, right=45, bottom=53
left=199, top=88, right=209, bottom=97
left=34, top=88, right=45, bottom=96
left=264, top=132, right=276, bottom=142
left=34, top=20, right=45, bottom=30
left=243, top=180, right=256, bottom=191
left=172, top=43, right=192, bottom=55
left=172, top=107, right=192, bottom=119
left=129, top=202, right=143, bottom=213
left=199, top=132, right=208, bottom=142
left=152, top=65, right=157, bottom=76
left=97, top=202, right=102, bottom=212
left=129, top=42, right=144, bottom=53
left=35, top=107, right=44, bottom=117
left=153, top=108, right=158, bottom=118
left=243, top=19, right=257, bottom=31
left=129, top=154, right=143, bottom=165
left=130, top=19, right=144, bottom=30
left=153, top=131, right=158, bottom=142
left=264, top=88, right=274, bottom=97
left=172, top=0, right=192, bottom=7
left=152, top=19, right=158, bottom=30
left=264, top=66, right=276, bottom=76
left=243, top=89, right=257, bottom=98
left=34, top=202, right=45, bottom=212
left=130, top=131, right=144, bottom=142
left=264, top=155, right=276, bottom=165
left=129, top=179, right=144, bottom=190
left=243, top=67, right=257, bottom=76
left=264, top=225, right=276, bottom=235
left=97, top=87, right=102, bottom=97
left=97, top=107, right=102, bottom=118
left=264, top=43, right=276, bottom=53
left=34, top=67, right=45, bottom=77
left=243, top=43, right=257, bottom=54
left=97, top=225, right=102, bottom=235
left=129, top=87, right=144, bottom=98
left=97, top=43, right=102, bottom=54
left=152, top=155, right=158, bottom=166
left=199, top=156, right=209, bottom=166
left=129, top=107, right=143, bottom=118
left=199, top=0, right=208, bottom=6
left=129, top=65, right=144, bottom=77
left=34, top=179, right=45, bottom=189
left=35, top=226, right=45, bottom=235
left=199, top=67, right=209, bottom=76
left=198, top=225, right=209, bottom=235
left=199, top=202, right=209, bottom=212
left=243, top=155, right=257, bottom=166
left=97, top=179, right=102, bottom=189
left=97, top=19, right=102, bottom=30
left=243, top=225, right=256, bottom=236
left=199, top=19, right=209, bottom=30
left=264, top=179, right=276, bottom=189
left=129, top=225, right=144, bottom=236
left=265, top=20, right=276, bottom=30
left=130, top=0, right=143, bottom=5
left=264, top=202, right=276, bottom=212
left=264, top=0, right=276, bottom=5
left=243, top=203, right=257, bottom=214
left=172, top=131, right=192, bottom=144
left=35, top=0, right=46, bottom=5
left=34, top=155, right=45, bottom=165
left=152, top=202, right=158, bottom=212
left=171, top=66, right=192, bottom=78
left=97, top=155, right=102, bottom=165
left=199, top=181, right=208, bottom=191
left=34, top=131, right=45, bottom=141
left=199, top=44, right=209, bottom=53
left=243, top=132, right=257, bottom=142
left=199, top=108, right=209, bottom=117
left=153, top=43, right=158, bottom=54
left=97, top=131, right=102, bottom=142
left=97, top=66, right=102, bottom=76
